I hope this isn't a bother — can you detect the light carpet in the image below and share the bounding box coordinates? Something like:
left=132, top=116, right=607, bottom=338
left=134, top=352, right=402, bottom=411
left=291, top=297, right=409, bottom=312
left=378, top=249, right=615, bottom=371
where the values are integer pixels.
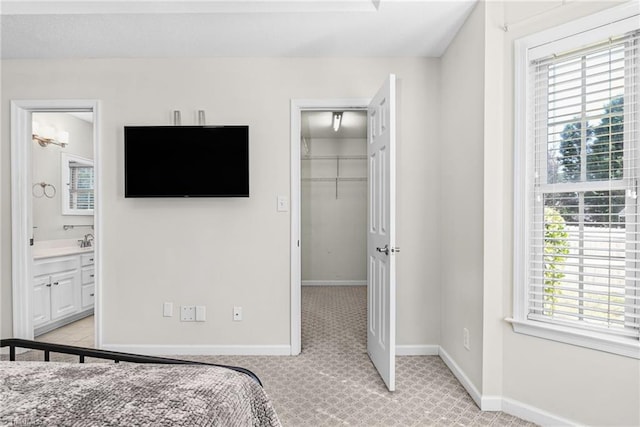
left=6, top=286, right=535, bottom=426
left=194, top=286, right=534, bottom=426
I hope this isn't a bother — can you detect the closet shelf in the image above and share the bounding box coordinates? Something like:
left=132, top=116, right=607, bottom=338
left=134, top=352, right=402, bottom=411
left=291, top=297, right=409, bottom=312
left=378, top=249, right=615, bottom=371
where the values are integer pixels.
left=302, top=154, right=366, bottom=199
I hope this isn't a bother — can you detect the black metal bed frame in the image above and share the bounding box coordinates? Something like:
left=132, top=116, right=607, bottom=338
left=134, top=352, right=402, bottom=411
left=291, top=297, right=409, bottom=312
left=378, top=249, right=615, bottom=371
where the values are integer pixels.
left=0, top=338, right=262, bottom=386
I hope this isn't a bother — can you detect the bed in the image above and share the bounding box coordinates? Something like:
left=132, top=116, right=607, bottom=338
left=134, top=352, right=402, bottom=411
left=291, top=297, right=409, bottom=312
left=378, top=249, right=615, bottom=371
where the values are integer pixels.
left=0, top=339, right=281, bottom=426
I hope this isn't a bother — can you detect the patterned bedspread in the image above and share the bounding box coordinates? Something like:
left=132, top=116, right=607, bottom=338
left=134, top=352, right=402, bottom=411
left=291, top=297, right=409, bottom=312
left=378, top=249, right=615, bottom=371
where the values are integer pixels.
left=0, top=361, right=281, bottom=426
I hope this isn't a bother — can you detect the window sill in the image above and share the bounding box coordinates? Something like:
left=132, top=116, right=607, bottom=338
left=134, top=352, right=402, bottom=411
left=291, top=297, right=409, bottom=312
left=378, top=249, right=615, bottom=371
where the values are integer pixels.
left=505, top=317, right=640, bottom=359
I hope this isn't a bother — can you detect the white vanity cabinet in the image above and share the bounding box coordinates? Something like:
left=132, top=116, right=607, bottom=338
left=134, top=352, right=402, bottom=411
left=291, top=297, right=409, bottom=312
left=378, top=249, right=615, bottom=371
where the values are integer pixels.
left=80, top=253, right=95, bottom=308
left=33, top=251, right=94, bottom=335
left=33, top=277, right=52, bottom=327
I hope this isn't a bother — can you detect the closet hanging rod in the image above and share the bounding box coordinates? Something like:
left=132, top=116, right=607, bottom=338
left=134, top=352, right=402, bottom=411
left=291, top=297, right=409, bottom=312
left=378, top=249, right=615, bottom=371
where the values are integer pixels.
left=301, top=177, right=366, bottom=182
left=301, top=155, right=367, bottom=160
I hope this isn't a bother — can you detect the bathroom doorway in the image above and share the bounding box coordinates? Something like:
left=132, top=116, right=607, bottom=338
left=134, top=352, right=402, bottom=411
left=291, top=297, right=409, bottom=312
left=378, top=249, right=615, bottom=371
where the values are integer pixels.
left=10, top=100, right=101, bottom=348
left=31, top=112, right=95, bottom=345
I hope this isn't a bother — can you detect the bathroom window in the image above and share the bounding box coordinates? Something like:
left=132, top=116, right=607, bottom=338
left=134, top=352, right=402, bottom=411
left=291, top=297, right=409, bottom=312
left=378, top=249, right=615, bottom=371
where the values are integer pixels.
left=62, top=153, right=94, bottom=215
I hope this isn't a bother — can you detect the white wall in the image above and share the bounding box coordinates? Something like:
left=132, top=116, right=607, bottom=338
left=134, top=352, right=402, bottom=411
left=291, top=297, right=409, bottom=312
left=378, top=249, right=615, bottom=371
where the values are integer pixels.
left=32, top=112, right=94, bottom=241
left=1, top=58, right=442, bottom=349
left=439, top=1, right=639, bottom=425
left=481, top=0, right=506, bottom=401
left=301, top=136, right=367, bottom=282
left=439, top=0, right=486, bottom=393
left=494, top=1, right=640, bottom=425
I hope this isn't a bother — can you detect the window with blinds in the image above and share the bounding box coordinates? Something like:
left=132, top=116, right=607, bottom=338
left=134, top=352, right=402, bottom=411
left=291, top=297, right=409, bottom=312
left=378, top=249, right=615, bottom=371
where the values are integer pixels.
left=69, top=164, right=94, bottom=210
left=528, top=30, right=639, bottom=341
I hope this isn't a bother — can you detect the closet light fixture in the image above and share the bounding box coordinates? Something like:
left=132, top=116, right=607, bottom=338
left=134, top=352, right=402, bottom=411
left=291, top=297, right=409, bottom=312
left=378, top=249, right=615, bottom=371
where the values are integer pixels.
left=32, top=122, right=69, bottom=148
left=332, top=112, right=343, bottom=132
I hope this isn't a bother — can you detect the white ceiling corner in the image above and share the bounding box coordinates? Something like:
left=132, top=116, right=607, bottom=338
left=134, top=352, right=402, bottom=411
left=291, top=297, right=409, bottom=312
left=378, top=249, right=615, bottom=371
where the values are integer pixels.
left=0, top=0, right=383, bottom=15
left=0, top=0, right=478, bottom=59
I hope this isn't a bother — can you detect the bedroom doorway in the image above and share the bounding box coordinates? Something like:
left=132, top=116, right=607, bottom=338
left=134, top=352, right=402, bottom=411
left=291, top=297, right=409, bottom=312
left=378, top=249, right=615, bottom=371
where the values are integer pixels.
left=10, top=100, right=101, bottom=348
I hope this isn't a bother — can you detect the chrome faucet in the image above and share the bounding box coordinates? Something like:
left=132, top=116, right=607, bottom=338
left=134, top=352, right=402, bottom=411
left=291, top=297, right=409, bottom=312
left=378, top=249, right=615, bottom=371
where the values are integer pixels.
left=78, top=233, right=94, bottom=248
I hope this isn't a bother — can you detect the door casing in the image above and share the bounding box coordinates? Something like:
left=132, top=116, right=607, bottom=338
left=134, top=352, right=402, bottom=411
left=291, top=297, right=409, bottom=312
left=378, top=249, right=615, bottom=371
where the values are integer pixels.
left=10, top=100, right=102, bottom=347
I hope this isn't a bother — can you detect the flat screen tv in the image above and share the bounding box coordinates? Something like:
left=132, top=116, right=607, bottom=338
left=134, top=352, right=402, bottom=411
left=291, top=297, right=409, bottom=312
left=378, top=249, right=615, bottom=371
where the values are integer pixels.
left=124, top=126, right=249, bottom=198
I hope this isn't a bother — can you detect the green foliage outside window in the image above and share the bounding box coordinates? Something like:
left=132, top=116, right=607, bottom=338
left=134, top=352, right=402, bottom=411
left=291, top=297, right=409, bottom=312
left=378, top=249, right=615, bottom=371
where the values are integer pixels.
left=558, top=96, right=624, bottom=182
left=544, top=207, right=569, bottom=312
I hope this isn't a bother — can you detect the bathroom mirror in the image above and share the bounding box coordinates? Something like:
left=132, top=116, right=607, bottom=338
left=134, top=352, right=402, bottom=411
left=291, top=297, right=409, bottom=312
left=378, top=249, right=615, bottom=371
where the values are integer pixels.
left=61, top=153, right=94, bottom=215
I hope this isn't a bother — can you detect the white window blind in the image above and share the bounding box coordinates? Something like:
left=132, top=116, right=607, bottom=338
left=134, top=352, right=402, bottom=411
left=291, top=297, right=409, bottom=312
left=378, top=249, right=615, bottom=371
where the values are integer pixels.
left=69, top=164, right=94, bottom=210
left=528, top=30, right=639, bottom=339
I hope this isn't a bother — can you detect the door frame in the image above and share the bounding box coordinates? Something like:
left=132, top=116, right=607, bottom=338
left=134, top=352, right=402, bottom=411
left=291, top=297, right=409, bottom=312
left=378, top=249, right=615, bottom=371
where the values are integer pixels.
left=11, top=99, right=102, bottom=346
left=290, top=98, right=370, bottom=355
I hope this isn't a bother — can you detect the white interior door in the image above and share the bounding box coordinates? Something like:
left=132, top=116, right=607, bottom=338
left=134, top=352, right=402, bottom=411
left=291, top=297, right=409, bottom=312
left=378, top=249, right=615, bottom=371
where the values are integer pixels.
left=367, top=74, right=397, bottom=391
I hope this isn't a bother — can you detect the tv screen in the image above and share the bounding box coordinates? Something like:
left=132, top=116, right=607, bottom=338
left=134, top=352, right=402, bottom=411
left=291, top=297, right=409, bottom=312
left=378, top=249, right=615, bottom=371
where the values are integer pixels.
left=124, top=126, right=249, bottom=198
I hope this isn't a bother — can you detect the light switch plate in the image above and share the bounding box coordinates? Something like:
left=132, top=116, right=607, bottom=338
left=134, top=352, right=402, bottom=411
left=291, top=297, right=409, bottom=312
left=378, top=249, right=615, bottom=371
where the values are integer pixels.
left=163, top=302, right=173, bottom=317
left=195, top=305, right=206, bottom=322
left=277, top=195, right=289, bottom=212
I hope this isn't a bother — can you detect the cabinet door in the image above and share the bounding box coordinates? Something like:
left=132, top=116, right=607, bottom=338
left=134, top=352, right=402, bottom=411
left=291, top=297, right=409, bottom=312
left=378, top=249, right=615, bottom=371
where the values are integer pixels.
left=50, top=272, right=79, bottom=320
left=81, top=267, right=95, bottom=285
left=81, top=252, right=95, bottom=267
left=81, top=284, right=95, bottom=308
left=33, top=276, right=52, bottom=327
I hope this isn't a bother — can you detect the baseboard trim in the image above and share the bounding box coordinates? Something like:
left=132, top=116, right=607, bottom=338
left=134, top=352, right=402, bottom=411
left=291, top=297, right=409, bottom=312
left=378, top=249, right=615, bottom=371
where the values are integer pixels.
left=438, top=347, right=483, bottom=410
left=396, top=344, right=439, bottom=356
left=101, top=344, right=291, bottom=356
left=501, top=397, right=577, bottom=426
left=302, top=280, right=366, bottom=286
left=437, top=348, right=580, bottom=424
left=480, top=395, right=503, bottom=412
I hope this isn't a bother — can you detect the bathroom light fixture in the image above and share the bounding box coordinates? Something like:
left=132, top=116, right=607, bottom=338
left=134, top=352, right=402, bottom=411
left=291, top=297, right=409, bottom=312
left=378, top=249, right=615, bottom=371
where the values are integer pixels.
left=32, top=122, right=69, bottom=148
left=332, top=112, right=343, bottom=132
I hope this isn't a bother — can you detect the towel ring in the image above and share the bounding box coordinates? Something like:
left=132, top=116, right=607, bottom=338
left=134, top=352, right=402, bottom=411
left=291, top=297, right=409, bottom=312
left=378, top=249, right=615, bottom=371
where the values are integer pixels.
left=32, top=182, right=56, bottom=199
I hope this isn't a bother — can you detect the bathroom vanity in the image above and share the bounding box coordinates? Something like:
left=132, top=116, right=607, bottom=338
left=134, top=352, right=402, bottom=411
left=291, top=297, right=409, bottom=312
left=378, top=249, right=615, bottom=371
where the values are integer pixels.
left=32, top=244, right=94, bottom=336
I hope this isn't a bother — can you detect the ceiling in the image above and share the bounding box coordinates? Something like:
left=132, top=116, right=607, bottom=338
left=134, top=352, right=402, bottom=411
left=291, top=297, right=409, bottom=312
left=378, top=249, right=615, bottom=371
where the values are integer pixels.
left=0, top=0, right=477, bottom=59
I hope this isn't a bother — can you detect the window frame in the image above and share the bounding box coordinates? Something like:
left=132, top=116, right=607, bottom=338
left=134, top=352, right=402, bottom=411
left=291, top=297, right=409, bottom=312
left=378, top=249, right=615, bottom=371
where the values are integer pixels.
left=513, top=2, right=640, bottom=359
left=61, top=153, right=94, bottom=216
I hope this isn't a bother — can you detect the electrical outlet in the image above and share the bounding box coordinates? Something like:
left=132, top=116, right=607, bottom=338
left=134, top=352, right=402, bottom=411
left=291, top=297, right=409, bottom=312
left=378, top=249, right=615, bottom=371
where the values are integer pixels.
left=181, top=306, right=195, bottom=322
left=463, top=328, right=470, bottom=350
left=233, top=306, right=243, bottom=321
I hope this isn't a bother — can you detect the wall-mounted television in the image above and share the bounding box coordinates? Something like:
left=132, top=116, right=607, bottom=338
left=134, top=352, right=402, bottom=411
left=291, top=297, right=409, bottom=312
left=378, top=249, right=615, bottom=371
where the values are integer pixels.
left=124, top=126, right=249, bottom=198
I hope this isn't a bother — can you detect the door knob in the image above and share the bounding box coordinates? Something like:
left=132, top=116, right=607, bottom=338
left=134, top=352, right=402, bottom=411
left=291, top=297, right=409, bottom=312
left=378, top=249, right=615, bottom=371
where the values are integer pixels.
left=376, top=245, right=390, bottom=256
